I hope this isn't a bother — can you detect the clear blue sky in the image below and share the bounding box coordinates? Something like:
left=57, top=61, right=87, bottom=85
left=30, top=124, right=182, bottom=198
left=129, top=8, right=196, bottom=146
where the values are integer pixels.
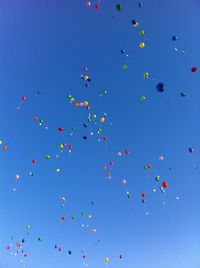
left=1, top=0, right=200, bottom=267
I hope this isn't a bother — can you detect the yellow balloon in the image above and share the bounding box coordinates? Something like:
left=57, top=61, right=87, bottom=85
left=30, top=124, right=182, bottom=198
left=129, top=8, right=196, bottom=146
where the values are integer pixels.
left=70, top=97, right=75, bottom=103
left=88, top=215, right=92, bottom=219
left=100, top=117, right=105, bottom=123
left=84, top=75, right=89, bottom=81
left=0, top=140, right=2, bottom=145
left=105, top=257, right=109, bottom=263
left=84, top=101, right=89, bottom=107
left=140, top=42, right=145, bottom=48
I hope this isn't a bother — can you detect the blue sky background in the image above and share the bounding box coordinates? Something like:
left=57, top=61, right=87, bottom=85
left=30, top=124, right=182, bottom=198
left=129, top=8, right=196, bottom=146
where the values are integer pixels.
left=1, top=0, right=200, bottom=267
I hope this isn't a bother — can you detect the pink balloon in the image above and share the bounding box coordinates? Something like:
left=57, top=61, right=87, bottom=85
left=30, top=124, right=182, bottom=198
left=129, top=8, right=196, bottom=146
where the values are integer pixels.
left=122, top=179, right=126, bottom=185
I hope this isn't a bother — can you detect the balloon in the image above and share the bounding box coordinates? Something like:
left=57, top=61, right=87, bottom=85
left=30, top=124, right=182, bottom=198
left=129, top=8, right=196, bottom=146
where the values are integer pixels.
left=68, top=144, right=73, bottom=150
left=139, top=42, right=145, bottom=48
left=103, top=166, right=107, bottom=170
left=122, top=64, right=128, bottom=70
left=32, top=159, right=36, bottom=164
left=144, top=72, right=149, bottom=79
left=75, top=103, right=79, bottom=107
left=103, top=137, right=107, bottom=141
left=22, top=96, right=27, bottom=101
left=159, top=156, right=164, bottom=161
left=58, top=127, right=64, bottom=132
left=125, top=150, right=129, bottom=155
left=138, top=2, right=143, bottom=7
left=139, top=30, right=145, bottom=35
left=156, top=82, right=165, bottom=92
left=140, top=96, right=146, bottom=101
left=93, top=114, right=97, bottom=119
left=141, top=193, right=145, bottom=198
left=61, top=216, right=65, bottom=221
left=94, top=4, right=100, bottom=9
left=131, top=19, right=139, bottom=27
left=45, top=155, right=51, bottom=159
left=122, top=179, right=126, bottom=185
left=26, top=225, right=30, bottom=229
left=59, top=144, right=64, bottom=149
left=191, top=67, right=197, bottom=73
left=180, top=92, right=186, bottom=97
left=162, top=181, right=168, bottom=188
left=116, top=4, right=122, bottom=11
left=188, top=147, right=193, bottom=153
left=39, top=119, right=44, bottom=124
left=88, top=215, right=92, bottom=219
left=121, top=49, right=125, bottom=54
left=70, top=97, right=75, bottom=103
left=33, top=116, right=38, bottom=121
left=56, top=168, right=61, bottom=173
left=105, top=257, right=109, bottom=263
left=37, top=90, right=41, bottom=94
left=127, top=193, right=132, bottom=198
left=172, top=35, right=178, bottom=41
left=117, top=152, right=122, bottom=156
left=100, top=117, right=105, bottom=123
left=119, top=254, right=123, bottom=259
left=68, top=250, right=72, bottom=255
left=84, top=101, right=89, bottom=107
left=83, top=136, right=87, bottom=140
left=86, top=1, right=91, bottom=7
left=38, top=237, right=42, bottom=242
left=155, top=175, right=160, bottom=181
left=16, top=174, right=20, bottom=180
left=0, top=140, right=2, bottom=145
left=92, top=228, right=97, bottom=233
left=87, top=117, right=92, bottom=123
left=2, top=145, right=7, bottom=151
left=109, top=161, right=113, bottom=166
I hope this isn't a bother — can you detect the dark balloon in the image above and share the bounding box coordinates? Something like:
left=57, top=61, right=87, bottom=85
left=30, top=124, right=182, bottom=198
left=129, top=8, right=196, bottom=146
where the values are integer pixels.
left=68, top=250, right=72, bottom=255
left=83, top=136, right=87, bottom=140
left=188, top=147, right=193, bottom=153
left=172, top=35, right=178, bottom=41
left=191, top=67, right=197, bottom=73
left=156, top=83, right=165, bottom=92
left=180, top=92, right=186, bottom=97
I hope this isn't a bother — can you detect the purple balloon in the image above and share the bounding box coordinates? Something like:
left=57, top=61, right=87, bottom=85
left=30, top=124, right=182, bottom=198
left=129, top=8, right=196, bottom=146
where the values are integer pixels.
left=188, top=147, right=194, bottom=153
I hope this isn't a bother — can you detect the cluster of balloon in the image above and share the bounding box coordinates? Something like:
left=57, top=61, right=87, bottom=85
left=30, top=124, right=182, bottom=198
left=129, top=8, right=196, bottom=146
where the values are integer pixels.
left=131, top=19, right=146, bottom=48
left=81, top=67, right=91, bottom=87
left=55, top=244, right=62, bottom=252
left=17, top=96, right=27, bottom=110
left=6, top=241, right=28, bottom=259
left=33, top=116, right=48, bottom=130
left=172, top=35, right=185, bottom=55
left=1, top=140, right=7, bottom=151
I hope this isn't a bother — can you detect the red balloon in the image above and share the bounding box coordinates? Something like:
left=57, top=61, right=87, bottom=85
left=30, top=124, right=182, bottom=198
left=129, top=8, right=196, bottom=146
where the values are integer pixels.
left=162, top=181, right=168, bottom=188
left=141, top=193, right=145, bottom=198
left=103, top=137, right=107, bottom=141
left=61, top=216, right=65, bottom=221
left=94, top=3, right=100, bottom=9
left=191, top=67, right=197, bottom=72
left=109, top=161, right=113, bottom=166
left=32, top=159, right=36, bottom=164
left=125, top=150, right=129, bottom=155
left=58, top=127, right=64, bottom=132
left=68, top=144, right=73, bottom=150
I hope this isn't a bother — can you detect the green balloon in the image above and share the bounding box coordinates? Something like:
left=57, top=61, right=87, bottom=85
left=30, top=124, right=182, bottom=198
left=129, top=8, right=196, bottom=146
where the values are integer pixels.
left=155, top=176, right=160, bottom=182
left=144, top=72, right=149, bottom=79
left=87, top=117, right=92, bottom=123
left=122, top=64, right=128, bottom=70
left=102, top=90, right=107, bottom=95
left=116, top=4, right=122, bottom=11
left=38, top=237, right=42, bottom=241
left=140, top=30, right=145, bottom=35
left=127, top=193, right=132, bottom=198
left=45, top=155, right=51, bottom=159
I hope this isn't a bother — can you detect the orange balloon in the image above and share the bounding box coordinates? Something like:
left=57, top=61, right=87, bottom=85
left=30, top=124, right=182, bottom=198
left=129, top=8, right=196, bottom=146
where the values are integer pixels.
left=75, top=103, right=79, bottom=107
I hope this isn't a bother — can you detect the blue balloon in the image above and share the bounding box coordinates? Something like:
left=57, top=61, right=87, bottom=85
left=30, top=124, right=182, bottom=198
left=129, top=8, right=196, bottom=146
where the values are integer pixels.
left=156, top=83, right=165, bottom=92
left=172, top=35, right=178, bottom=41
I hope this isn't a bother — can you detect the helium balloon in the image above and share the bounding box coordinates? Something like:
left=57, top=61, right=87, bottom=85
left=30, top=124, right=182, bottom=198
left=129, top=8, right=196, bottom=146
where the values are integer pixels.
left=122, top=179, right=126, bottom=185
left=138, top=2, right=143, bottom=7
left=162, top=181, right=168, bottom=188
left=45, top=155, right=51, bottom=159
left=180, top=92, right=186, bottom=97
left=191, top=67, right=197, bottom=73
left=121, top=49, right=125, bottom=54
left=140, top=96, right=146, bottom=101
left=105, top=257, right=109, bottom=263
left=155, top=175, right=160, bottom=182
left=75, top=103, right=79, bottom=107
left=188, top=147, right=194, bottom=153
left=100, top=117, right=105, bottom=123
left=38, top=237, right=42, bottom=242
left=61, top=216, right=65, bottom=221
left=32, top=159, right=36, bottom=164
left=117, top=152, right=122, bottom=156
left=159, top=156, right=164, bottom=161
left=109, top=161, right=113, bottom=166
left=139, top=42, right=145, bottom=48
left=94, top=4, right=100, bottom=9
left=37, top=90, right=41, bottom=94
left=58, top=127, right=64, bottom=132
left=116, top=4, right=122, bottom=11
left=59, top=144, right=64, bottom=149
left=122, top=64, right=128, bottom=70
left=2, top=146, right=7, bottom=151
left=127, top=193, right=132, bottom=198
left=26, top=225, right=30, bottom=229
left=139, top=30, right=145, bottom=35
left=88, top=215, right=92, bottom=219
left=84, top=101, right=89, bottom=107
left=172, top=35, right=178, bottom=41
left=141, top=193, right=145, bottom=198
left=68, top=250, right=72, bottom=255
left=144, top=72, right=149, bottom=79
left=83, top=136, right=87, bottom=140
left=103, top=137, right=107, bottom=141
left=16, top=174, right=20, bottom=180
left=33, top=116, right=38, bottom=121
left=125, top=149, right=129, bottom=155
left=93, top=114, right=97, bottom=119
left=131, top=19, right=139, bottom=27
left=56, top=168, right=61, bottom=173
left=156, top=82, right=165, bottom=92
left=68, top=144, right=73, bottom=150
left=0, top=140, right=2, bottom=145
left=86, top=1, right=91, bottom=7
left=22, top=96, right=27, bottom=101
